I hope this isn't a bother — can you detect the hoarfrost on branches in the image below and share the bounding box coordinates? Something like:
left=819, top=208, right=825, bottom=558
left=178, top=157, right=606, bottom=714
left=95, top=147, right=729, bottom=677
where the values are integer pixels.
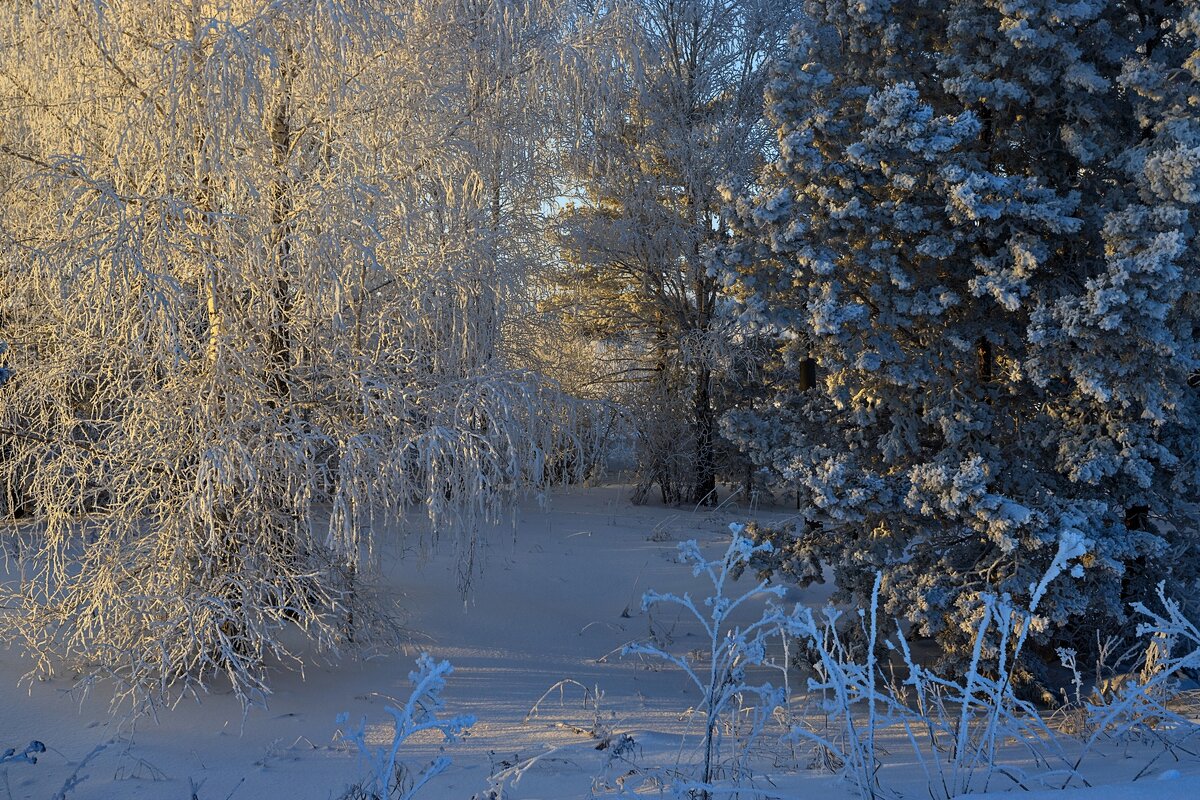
left=0, top=0, right=599, bottom=708
left=624, top=523, right=792, bottom=797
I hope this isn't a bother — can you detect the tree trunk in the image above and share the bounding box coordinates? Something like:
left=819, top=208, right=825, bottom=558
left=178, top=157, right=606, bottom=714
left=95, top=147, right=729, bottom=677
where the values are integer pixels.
left=267, top=45, right=296, bottom=405
left=690, top=365, right=717, bottom=506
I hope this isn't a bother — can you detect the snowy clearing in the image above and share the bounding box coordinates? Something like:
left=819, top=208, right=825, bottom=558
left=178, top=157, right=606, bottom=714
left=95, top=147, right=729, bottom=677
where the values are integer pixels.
left=3, top=486, right=1198, bottom=800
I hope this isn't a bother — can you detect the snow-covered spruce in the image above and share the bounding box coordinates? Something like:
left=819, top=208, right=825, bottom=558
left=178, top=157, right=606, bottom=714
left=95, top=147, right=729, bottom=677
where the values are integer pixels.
left=721, top=0, right=1200, bottom=674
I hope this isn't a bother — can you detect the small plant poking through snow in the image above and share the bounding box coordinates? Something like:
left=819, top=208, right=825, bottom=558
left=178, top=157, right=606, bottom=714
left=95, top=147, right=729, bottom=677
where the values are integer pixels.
left=779, top=532, right=1200, bottom=799
left=624, top=523, right=790, bottom=799
left=337, top=654, right=475, bottom=800
left=1071, top=583, right=1200, bottom=766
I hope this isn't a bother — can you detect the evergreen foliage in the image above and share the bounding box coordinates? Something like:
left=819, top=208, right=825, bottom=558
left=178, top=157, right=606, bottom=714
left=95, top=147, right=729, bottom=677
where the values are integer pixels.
left=722, top=0, right=1200, bottom=671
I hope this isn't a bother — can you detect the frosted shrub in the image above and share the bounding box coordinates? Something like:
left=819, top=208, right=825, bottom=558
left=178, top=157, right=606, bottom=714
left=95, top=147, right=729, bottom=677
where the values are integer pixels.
left=783, top=532, right=1200, bottom=798
left=0, top=0, right=596, bottom=711
left=788, top=584, right=1080, bottom=798
left=1069, top=584, right=1200, bottom=765
left=337, top=654, right=474, bottom=800
left=624, top=523, right=792, bottom=798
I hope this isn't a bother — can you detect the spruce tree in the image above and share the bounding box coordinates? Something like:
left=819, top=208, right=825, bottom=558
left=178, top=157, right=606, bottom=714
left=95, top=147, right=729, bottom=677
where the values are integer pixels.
left=724, top=0, right=1200, bottom=671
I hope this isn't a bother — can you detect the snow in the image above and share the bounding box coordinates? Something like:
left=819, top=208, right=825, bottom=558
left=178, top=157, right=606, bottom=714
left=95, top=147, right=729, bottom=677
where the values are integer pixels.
left=2, top=486, right=1198, bottom=799
left=968, top=772, right=1200, bottom=800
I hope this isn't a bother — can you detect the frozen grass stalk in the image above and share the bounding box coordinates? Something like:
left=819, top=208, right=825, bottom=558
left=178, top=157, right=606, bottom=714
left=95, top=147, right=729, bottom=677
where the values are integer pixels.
left=625, top=523, right=790, bottom=799
left=783, top=532, right=1125, bottom=798
left=338, top=654, right=474, bottom=800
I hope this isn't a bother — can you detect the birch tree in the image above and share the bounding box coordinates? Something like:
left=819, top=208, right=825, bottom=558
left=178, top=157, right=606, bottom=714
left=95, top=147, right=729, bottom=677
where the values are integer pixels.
left=548, top=0, right=800, bottom=505
left=0, top=0, right=587, bottom=707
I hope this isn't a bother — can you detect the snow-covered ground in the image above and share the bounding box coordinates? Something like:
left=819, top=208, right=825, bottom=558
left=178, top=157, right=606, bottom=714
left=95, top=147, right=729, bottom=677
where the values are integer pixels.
left=3, top=486, right=1199, bottom=799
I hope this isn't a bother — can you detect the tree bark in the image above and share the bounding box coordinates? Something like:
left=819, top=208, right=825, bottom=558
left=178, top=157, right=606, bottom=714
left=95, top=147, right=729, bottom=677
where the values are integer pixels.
left=690, top=364, right=717, bottom=505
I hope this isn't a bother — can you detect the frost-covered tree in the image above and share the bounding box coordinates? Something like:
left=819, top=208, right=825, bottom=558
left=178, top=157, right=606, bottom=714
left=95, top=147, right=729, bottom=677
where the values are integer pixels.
left=723, top=0, right=1200, bottom=671
left=0, top=0, right=587, bottom=706
left=549, top=0, right=800, bottom=505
